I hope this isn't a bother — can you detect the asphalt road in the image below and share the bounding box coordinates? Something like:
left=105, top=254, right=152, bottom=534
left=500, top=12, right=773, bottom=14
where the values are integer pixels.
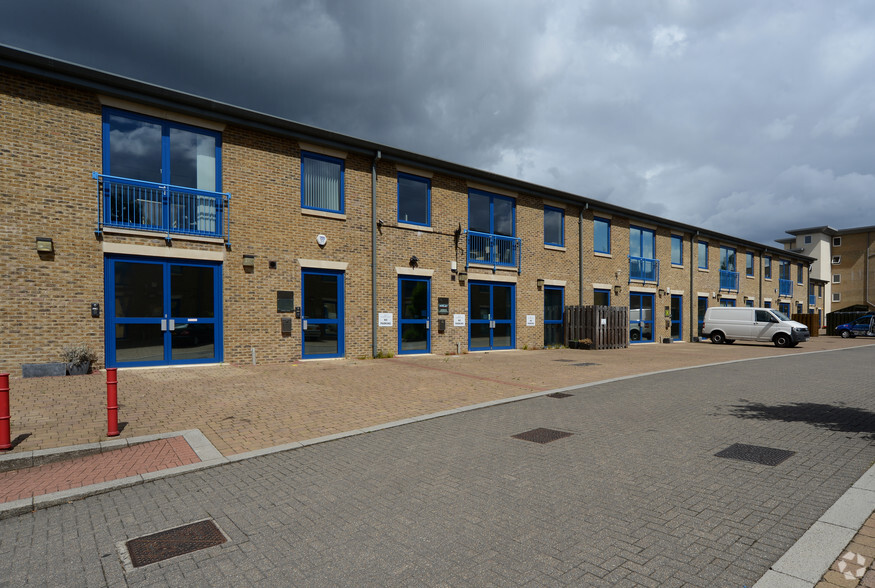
left=1, top=346, right=873, bottom=587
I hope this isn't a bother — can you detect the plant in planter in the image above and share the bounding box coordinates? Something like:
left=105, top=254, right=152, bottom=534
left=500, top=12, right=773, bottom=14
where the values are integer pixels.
left=62, top=345, right=98, bottom=375
left=577, top=338, right=594, bottom=350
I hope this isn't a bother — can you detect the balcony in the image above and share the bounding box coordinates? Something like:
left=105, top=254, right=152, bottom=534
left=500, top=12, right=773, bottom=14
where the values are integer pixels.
left=719, top=270, right=739, bottom=291
left=628, top=256, right=659, bottom=283
left=94, top=173, right=230, bottom=241
left=779, top=279, right=794, bottom=297
left=466, top=230, right=521, bottom=273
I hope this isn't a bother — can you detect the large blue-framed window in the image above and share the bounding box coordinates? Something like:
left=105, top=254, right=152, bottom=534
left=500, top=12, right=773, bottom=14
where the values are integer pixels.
left=764, top=256, right=772, bottom=280
left=467, top=189, right=518, bottom=268
left=746, top=252, right=755, bottom=277
left=104, top=255, right=223, bottom=368
left=302, top=151, right=344, bottom=213
left=469, top=281, right=515, bottom=351
left=302, top=269, right=345, bottom=359
left=398, top=276, right=430, bottom=354
left=698, top=240, right=709, bottom=269
left=397, top=172, right=430, bottom=226
left=100, top=108, right=224, bottom=237
left=797, top=263, right=804, bottom=285
left=629, top=226, right=657, bottom=282
left=594, top=217, right=611, bottom=254
left=671, top=235, right=683, bottom=265
left=544, top=286, right=564, bottom=346
left=544, top=206, right=564, bottom=246
left=719, top=246, right=738, bottom=290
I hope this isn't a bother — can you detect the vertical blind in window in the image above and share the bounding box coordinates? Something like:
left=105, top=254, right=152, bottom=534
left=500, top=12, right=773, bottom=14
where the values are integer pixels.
left=303, top=155, right=342, bottom=212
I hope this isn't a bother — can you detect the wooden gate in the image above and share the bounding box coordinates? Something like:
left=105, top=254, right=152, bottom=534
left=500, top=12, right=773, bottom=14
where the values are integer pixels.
left=564, top=305, right=629, bottom=349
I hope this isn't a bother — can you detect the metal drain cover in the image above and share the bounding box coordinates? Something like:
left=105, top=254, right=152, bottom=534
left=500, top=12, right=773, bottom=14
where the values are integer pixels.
left=715, top=443, right=795, bottom=466
left=547, top=392, right=573, bottom=399
left=572, top=362, right=599, bottom=367
left=553, top=359, right=574, bottom=362
left=125, top=519, right=227, bottom=568
left=512, top=428, right=573, bottom=444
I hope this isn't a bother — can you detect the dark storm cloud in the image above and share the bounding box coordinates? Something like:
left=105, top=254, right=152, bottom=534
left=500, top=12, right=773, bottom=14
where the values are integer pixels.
left=3, top=1, right=874, bottom=243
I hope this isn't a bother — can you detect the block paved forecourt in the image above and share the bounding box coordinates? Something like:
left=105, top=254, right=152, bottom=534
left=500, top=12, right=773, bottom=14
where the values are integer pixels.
left=0, top=343, right=873, bottom=586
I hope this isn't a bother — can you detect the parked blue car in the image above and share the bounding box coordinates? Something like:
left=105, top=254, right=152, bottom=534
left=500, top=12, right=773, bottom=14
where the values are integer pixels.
left=835, top=315, right=875, bottom=338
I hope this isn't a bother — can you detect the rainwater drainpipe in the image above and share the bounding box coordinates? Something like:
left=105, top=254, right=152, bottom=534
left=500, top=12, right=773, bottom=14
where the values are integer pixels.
left=372, top=150, right=381, bottom=358
left=579, top=204, right=587, bottom=306
left=690, top=231, right=697, bottom=340
left=867, top=230, right=873, bottom=309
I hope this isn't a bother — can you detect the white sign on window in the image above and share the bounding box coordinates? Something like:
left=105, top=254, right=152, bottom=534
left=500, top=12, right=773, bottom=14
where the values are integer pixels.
left=526, top=315, right=536, bottom=326
left=453, top=314, right=466, bottom=327
left=378, top=313, right=393, bottom=327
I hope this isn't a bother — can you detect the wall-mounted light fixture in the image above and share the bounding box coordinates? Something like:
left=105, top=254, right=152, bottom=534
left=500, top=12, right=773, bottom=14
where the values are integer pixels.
left=409, top=255, right=419, bottom=268
left=614, top=285, right=621, bottom=295
left=36, top=237, right=54, bottom=253
left=243, top=254, right=256, bottom=270
left=536, top=278, right=545, bottom=290
left=458, top=272, right=467, bottom=286
left=658, top=288, right=665, bottom=297
left=712, top=292, right=717, bottom=298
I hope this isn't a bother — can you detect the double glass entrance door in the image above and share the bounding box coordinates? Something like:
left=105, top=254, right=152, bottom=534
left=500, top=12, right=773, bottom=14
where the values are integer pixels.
left=106, top=256, right=222, bottom=367
left=469, top=282, right=514, bottom=350
left=629, top=292, right=654, bottom=343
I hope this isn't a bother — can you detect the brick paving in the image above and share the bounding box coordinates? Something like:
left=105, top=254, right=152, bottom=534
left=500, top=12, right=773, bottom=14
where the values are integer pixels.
left=0, top=338, right=871, bottom=586
left=819, top=512, right=875, bottom=587
left=0, top=437, right=199, bottom=502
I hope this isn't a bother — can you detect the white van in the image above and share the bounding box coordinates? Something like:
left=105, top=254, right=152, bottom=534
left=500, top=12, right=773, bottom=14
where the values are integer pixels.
left=702, top=307, right=809, bottom=347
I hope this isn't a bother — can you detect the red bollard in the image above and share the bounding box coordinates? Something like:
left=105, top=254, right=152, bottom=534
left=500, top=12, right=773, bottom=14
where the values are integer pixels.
left=0, top=373, right=10, bottom=450
left=106, top=368, right=119, bottom=437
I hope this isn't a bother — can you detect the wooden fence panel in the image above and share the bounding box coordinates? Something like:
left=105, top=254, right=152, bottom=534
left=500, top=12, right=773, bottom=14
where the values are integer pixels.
left=564, top=305, right=629, bottom=349
left=791, top=313, right=819, bottom=336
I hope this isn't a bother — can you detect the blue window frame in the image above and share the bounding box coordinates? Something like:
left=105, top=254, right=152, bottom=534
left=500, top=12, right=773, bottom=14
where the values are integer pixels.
left=398, top=277, right=430, bottom=354
left=764, top=300, right=772, bottom=308
left=593, top=288, right=610, bottom=306
left=671, top=235, right=683, bottom=265
left=797, top=263, right=804, bottom=285
left=746, top=252, right=755, bottom=277
left=719, top=298, right=736, bottom=307
left=467, top=189, right=518, bottom=269
left=104, top=255, right=223, bottom=368
left=764, top=256, right=772, bottom=280
left=698, top=240, right=708, bottom=269
left=544, top=206, right=564, bottom=246
left=594, top=217, right=611, bottom=254
left=697, top=296, right=708, bottom=337
left=629, top=226, right=657, bottom=282
left=469, top=281, right=515, bottom=351
left=544, top=286, right=564, bottom=346
left=100, top=108, right=224, bottom=237
left=302, top=151, right=344, bottom=213
left=670, top=294, right=682, bottom=341
left=302, top=269, right=344, bottom=359
left=629, top=292, right=654, bottom=343
left=397, top=172, right=430, bottom=226
left=745, top=299, right=754, bottom=307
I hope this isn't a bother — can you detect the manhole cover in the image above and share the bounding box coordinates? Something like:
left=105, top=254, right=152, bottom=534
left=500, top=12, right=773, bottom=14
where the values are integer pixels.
left=512, top=428, right=573, bottom=444
left=547, top=392, right=573, bottom=398
left=125, top=519, right=227, bottom=568
left=553, top=359, right=574, bottom=362
left=715, top=443, right=795, bottom=466
left=572, top=362, right=599, bottom=367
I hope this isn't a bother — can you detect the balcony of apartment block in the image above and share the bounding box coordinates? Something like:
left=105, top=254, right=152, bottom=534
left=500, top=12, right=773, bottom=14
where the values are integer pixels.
left=465, top=230, right=522, bottom=273
left=719, top=270, right=739, bottom=292
left=779, top=279, right=794, bottom=298
left=628, top=256, right=659, bottom=284
left=94, top=173, right=231, bottom=243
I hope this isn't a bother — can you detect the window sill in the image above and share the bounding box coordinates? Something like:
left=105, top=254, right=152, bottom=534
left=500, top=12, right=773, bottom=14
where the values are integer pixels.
left=697, top=268, right=709, bottom=273
left=397, top=222, right=433, bottom=232
left=671, top=264, right=683, bottom=269
left=746, top=275, right=756, bottom=279
left=544, top=244, right=566, bottom=252
left=302, top=209, right=346, bottom=221
left=593, top=251, right=612, bottom=258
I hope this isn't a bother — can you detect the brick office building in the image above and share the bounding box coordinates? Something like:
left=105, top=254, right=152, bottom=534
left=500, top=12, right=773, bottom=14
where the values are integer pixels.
left=0, top=46, right=814, bottom=375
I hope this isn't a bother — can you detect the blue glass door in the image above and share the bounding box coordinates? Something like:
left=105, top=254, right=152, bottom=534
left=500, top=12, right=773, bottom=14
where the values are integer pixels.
left=544, top=286, right=564, bottom=346
left=629, top=292, right=654, bottom=343
left=670, top=294, right=682, bottom=341
left=469, top=282, right=515, bottom=350
left=105, top=255, right=222, bottom=367
left=302, top=269, right=344, bottom=359
left=399, top=277, right=430, bottom=354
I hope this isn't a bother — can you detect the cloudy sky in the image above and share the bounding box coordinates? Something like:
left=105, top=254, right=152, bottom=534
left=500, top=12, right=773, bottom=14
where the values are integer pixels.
left=3, top=1, right=874, bottom=244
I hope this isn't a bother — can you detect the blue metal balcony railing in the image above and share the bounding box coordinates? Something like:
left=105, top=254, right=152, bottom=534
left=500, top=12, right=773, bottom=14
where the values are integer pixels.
left=719, top=269, right=739, bottom=291
left=94, top=173, right=230, bottom=242
left=809, top=294, right=816, bottom=306
left=779, top=279, right=794, bottom=297
left=628, top=256, right=659, bottom=283
left=466, top=230, right=521, bottom=273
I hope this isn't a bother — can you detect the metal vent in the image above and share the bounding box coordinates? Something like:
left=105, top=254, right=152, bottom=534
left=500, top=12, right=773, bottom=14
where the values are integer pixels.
left=512, top=428, right=573, bottom=444
left=125, top=519, right=227, bottom=568
left=715, top=443, right=795, bottom=466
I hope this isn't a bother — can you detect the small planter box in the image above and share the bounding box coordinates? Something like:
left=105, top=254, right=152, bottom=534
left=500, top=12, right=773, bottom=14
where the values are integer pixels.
left=67, top=362, right=91, bottom=376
